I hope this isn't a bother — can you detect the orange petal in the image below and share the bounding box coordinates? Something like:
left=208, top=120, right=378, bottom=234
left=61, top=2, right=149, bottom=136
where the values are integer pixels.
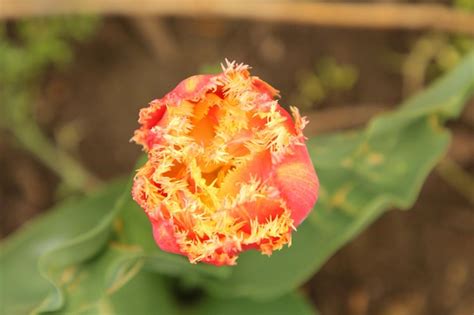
left=231, top=198, right=285, bottom=234
left=190, top=105, right=219, bottom=147
left=252, top=77, right=280, bottom=100
left=218, top=150, right=273, bottom=198
left=193, top=93, right=222, bottom=122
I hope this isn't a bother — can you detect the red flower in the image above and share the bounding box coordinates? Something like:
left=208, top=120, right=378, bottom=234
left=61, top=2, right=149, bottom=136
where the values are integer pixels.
left=132, top=61, right=319, bottom=266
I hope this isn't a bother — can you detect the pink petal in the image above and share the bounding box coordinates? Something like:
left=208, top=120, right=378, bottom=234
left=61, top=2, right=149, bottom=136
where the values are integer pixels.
left=273, top=144, right=319, bottom=226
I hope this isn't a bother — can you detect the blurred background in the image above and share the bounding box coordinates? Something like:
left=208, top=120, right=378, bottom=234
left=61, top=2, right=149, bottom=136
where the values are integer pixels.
left=1, top=1, right=473, bottom=314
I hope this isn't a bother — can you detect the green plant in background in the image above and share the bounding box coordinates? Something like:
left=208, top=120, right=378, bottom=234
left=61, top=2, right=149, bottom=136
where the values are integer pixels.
left=1, top=35, right=473, bottom=314
left=402, top=32, right=474, bottom=96
left=396, top=0, right=474, bottom=207
left=0, top=16, right=100, bottom=193
left=198, top=62, right=222, bottom=74
left=292, top=57, right=358, bottom=109
left=401, top=0, right=474, bottom=96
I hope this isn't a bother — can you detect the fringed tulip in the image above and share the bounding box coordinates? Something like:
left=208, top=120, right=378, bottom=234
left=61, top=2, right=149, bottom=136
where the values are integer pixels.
left=132, top=61, right=319, bottom=266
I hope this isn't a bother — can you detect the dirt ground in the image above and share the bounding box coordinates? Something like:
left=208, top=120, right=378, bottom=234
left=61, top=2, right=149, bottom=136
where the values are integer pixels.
left=1, top=18, right=473, bottom=315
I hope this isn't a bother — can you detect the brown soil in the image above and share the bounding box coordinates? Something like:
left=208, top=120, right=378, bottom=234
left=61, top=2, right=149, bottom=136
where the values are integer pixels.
left=1, top=18, right=473, bottom=315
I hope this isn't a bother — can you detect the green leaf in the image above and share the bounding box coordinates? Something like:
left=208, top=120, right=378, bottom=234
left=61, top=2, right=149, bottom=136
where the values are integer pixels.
left=44, top=246, right=179, bottom=315
left=201, top=52, right=474, bottom=299
left=186, top=293, right=316, bottom=315
left=0, top=170, right=308, bottom=314
left=36, top=238, right=312, bottom=315
left=0, top=165, right=229, bottom=314
left=0, top=180, right=126, bottom=315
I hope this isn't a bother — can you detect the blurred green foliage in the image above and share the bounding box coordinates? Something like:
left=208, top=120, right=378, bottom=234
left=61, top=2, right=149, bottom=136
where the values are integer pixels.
left=400, top=0, right=474, bottom=96
left=292, top=57, right=358, bottom=109
left=199, top=62, right=223, bottom=74
left=0, top=17, right=98, bottom=86
left=0, top=179, right=314, bottom=314
left=431, top=34, right=474, bottom=74
left=0, top=17, right=100, bottom=192
left=455, top=0, right=474, bottom=11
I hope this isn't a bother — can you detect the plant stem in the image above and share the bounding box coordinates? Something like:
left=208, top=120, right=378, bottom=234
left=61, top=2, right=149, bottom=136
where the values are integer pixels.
left=436, top=157, right=474, bottom=205
left=9, top=120, right=102, bottom=193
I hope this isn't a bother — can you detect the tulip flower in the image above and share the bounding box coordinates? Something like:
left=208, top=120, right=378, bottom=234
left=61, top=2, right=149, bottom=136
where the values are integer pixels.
left=132, top=61, right=319, bottom=266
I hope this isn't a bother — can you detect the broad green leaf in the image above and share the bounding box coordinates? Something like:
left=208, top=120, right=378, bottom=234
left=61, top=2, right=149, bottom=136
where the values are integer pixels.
left=35, top=236, right=311, bottom=315
left=19, top=179, right=226, bottom=313
left=106, top=270, right=178, bottom=315
left=44, top=246, right=179, bottom=315
left=0, top=171, right=225, bottom=315
left=201, top=52, right=474, bottom=299
left=0, top=170, right=308, bottom=314
left=0, top=180, right=126, bottom=315
left=43, top=241, right=313, bottom=315
left=0, top=165, right=229, bottom=314
left=186, top=293, right=316, bottom=315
